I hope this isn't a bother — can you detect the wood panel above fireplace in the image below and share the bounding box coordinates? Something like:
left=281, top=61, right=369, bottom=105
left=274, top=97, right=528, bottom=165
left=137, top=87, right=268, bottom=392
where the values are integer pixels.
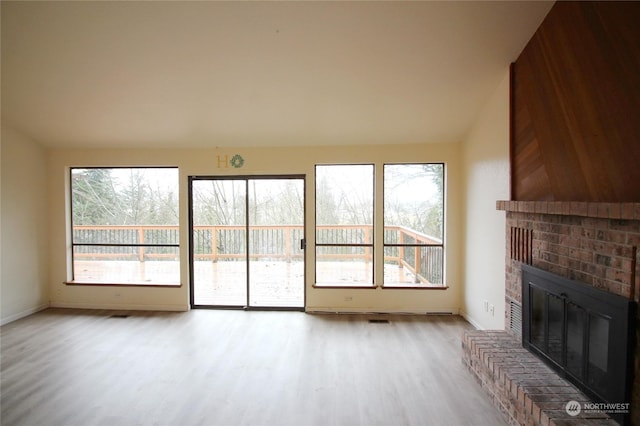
left=510, top=1, right=640, bottom=202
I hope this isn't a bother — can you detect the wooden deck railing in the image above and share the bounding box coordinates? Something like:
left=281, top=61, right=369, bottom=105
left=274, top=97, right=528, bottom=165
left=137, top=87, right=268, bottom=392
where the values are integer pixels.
left=73, top=224, right=443, bottom=284
left=384, top=225, right=443, bottom=284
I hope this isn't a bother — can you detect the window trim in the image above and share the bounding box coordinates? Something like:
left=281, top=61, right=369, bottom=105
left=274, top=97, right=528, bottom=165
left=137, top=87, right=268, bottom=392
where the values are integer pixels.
left=382, top=162, right=446, bottom=289
left=68, top=166, right=181, bottom=286
left=314, top=163, right=375, bottom=287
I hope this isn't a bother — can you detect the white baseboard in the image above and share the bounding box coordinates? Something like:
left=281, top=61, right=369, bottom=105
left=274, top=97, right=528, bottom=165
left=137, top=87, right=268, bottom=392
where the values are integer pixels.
left=460, top=310, right=484, bottom=330
left=1, top=303, right=50, bottom=326
left=50, top=301, right=189, bottom=312
left=305, top=307, right=460, bottom=315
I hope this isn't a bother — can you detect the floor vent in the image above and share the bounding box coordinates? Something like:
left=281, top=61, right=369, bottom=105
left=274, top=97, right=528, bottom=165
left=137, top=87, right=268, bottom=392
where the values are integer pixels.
left=368, top=319, right=390, bottom=324
left=110, top=314, right=129, bottom=319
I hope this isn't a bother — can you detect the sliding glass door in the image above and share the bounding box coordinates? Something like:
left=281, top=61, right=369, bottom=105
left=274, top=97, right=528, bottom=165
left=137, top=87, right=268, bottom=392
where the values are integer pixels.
left=190, top=176, right=305, bottom=309
left=191, top=178, right=247, bottom=306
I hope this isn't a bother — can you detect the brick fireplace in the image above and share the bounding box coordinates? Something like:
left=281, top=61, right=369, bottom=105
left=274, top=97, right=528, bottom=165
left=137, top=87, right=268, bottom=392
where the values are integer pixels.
left=497, top=201, right=640, bottom=424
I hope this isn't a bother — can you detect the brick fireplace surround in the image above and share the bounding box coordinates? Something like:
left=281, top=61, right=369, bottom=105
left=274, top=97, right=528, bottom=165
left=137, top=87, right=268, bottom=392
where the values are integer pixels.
left=462, top=201, right=640, bottom=425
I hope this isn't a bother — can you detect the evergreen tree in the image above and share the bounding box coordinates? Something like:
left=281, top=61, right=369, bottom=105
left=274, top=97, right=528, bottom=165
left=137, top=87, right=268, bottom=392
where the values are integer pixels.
left=71, top=168, right=118, bottom=225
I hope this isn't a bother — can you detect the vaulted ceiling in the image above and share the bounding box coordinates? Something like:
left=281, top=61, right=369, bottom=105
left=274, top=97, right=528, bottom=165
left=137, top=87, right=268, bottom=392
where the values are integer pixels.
left=1, top=1, right=553, bottom=149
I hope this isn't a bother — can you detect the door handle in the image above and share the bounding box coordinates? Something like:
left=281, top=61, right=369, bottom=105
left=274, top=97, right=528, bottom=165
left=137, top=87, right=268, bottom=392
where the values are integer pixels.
left=300, top=239, right=306, bottom=250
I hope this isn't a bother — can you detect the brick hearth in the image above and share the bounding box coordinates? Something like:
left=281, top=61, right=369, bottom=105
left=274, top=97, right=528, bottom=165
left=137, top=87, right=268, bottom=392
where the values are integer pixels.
left=468, top=201, right=640, bottom=425
left=462, top=330, right=616, bottom=425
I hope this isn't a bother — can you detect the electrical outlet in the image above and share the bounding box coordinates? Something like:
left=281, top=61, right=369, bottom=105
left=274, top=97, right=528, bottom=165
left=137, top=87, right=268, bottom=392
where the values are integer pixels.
left=344, top=296, right=353, bottom=302
left=489, top=304, right=495, bottom=316
left=483, top=300, right=489, bottom=312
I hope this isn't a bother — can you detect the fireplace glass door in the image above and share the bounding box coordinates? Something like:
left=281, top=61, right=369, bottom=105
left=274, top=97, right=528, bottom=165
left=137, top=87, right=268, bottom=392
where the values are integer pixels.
left=529, top=286, right=612, bottom=395
left=588, top=313, right=610, bottom=393
left=566, top=302, right=585, bottom=378
left=522, top=264, right=635, bottom=419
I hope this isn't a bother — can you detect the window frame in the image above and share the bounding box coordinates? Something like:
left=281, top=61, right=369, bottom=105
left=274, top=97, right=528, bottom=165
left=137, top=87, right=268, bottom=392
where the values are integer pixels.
left=382, top=163, right=446, bottom=289
left=314, top=163, right=375, bottom=288
left=67, top=166, right=181, bottom=287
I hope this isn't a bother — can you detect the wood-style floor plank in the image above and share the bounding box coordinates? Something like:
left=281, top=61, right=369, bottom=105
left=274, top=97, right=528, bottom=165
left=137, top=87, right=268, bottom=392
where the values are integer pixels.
left=1, top=309, right=507, bottom=426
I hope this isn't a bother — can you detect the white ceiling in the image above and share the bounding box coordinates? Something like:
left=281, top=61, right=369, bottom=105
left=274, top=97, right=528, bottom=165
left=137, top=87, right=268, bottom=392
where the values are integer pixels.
left=1, top=1, right=553, bottom=149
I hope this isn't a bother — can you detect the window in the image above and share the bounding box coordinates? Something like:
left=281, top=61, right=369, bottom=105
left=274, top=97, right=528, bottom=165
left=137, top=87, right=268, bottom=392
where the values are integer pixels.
left=383, top=164, right=444, bottom=287
left=315, top=165, right=374, bottom=286
left=70, top=167, right=180, bottom=285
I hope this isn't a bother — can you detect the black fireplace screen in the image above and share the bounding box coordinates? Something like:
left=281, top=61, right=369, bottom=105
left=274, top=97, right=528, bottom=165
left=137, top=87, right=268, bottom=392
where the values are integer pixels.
left=522, top=265, right=636, bottom=421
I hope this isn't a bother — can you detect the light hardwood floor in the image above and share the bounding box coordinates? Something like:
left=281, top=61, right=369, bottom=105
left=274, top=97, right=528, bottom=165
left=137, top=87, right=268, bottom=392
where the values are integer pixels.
left=1, top=309, right=507, bottom=426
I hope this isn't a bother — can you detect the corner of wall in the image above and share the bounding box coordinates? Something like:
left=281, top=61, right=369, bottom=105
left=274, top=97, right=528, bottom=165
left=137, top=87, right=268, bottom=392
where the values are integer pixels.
left=461, top=69, right=511, bottom=330
left=1, top=125, right=51, bottom=325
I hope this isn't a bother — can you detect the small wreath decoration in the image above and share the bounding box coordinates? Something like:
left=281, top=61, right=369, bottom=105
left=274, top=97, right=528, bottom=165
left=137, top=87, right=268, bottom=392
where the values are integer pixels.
left=230, top=154, right=245, bottom=168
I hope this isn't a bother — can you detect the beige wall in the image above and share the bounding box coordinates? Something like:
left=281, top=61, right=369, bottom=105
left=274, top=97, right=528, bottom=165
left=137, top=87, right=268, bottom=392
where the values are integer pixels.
left=1, top=125, right=50, bottom=325
left=1, top=110, right=513, bottom=323
left=461, top=69, right=510, bottom=330
left=48, top=142, right=463, bottom=313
